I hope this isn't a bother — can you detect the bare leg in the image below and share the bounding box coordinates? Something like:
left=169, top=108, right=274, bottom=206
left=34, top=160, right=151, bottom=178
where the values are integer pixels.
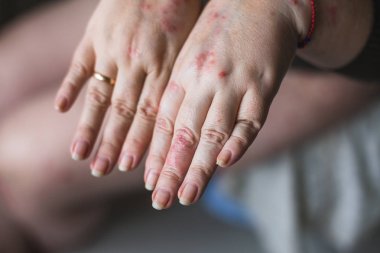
left=0, top=0, right=95, bottom=116
left=0, top=0, right=124, bottom=251
left=0, top=88, right=144, bottom=252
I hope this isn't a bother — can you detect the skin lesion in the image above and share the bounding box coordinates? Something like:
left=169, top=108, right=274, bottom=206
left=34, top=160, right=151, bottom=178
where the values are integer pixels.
left=218, top=70, right=228, bottom=79
left=158, top=0, right=187, bottom=33
left=140, top=3, right=153, bottom=11
left=195, top=51, right=216, bottom=71
left=166, top=128, right=197, bottom=168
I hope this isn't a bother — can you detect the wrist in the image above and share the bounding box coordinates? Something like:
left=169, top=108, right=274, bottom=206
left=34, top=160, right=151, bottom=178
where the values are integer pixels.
left=285, top=0, right=314, bottom=47
left=296, top=0, right=374, bottom=69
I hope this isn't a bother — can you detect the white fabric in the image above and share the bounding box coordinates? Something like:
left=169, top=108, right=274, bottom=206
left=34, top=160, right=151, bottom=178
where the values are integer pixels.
left=222, top=101, right=380, bottom=253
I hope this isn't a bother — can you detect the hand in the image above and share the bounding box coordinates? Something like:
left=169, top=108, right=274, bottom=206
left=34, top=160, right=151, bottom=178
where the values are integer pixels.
left=145, top=0, right=311, bottom=209
left=54, top=0, right=201, bottom=176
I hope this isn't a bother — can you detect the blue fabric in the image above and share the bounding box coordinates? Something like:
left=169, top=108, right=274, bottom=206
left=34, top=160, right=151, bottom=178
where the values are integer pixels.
left=202, top=174, right=253, bottom=229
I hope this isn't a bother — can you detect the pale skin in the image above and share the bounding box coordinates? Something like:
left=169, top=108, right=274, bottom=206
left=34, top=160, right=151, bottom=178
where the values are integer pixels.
left=55, top=0, right=201, bottom=177
left=0, top=0, right=378, bottom=251
left=55, top=0, right=375, bottom=210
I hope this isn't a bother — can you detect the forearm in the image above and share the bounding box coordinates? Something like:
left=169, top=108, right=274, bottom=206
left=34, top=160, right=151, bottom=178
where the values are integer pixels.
left=294, top=0, right=374, bottom=69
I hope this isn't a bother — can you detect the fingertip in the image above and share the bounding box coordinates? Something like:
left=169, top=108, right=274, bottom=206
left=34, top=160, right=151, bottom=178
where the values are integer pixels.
left=118, top=154, right=134, bottom=172
left=179, top=183, right=199, bottom=206
left=152, top=189, right=172, bottom=210
left=54, top=95, right=69, bottom=112
left=216, top=149, right=232, bottom=168
left=145, top=170, right=159, bottom=191
left=91, top=169, right=105, bottom=178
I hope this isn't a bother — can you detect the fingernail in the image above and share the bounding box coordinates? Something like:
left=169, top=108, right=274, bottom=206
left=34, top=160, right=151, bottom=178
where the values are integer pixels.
left=119, top=155, right=133, bottom=172
left=217, top=150, right=232, bottom=167
left=71, top=141, right=89, bottom=161
left=91, top=169, right=105, bottom=178
left=179, top=184, right=198, bottom=206
left=55, top=96, right=68, bottom=112
left=152, top=189, right=171, bottom=210
left=145, top=170, right=158, bottom=191
left=91, top=157, right=110, bottom=177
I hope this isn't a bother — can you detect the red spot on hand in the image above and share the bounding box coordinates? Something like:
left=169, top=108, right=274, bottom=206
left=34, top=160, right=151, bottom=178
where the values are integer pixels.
left=289, top=0, right=298, bottom=5
left=195, top=51, right=216, bottom=71
left=161, top=19, right=178, bottom=33
left=208, top=11, right=227, bottom=24
left=166, top=128, right=196, bottom=169
left=127, top=46, right=140, bottom=58
left=218, top=71, right=228, bottom=79
left=140, top=3, right=153, bottom=11
left=167, top=81, right=180, bottom=92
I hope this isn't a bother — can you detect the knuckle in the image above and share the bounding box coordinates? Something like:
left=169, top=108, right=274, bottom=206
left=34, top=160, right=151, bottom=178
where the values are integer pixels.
left=69, top=61, right=90, bottom=81
left=126, top=137, right=144, bottom=149
left=77, top=123, right=97, bottom=139
left=201, top=128, right=228, bottom=146
left=87, top=87, right=111, bottom=109
left=190, top=165, right=213, bottom=183
left=111, top=99, right=136, bottom=119
left=161, top=167, right=182, bottom=184
left=174, top=128, right=198, bottom=149
left=231, top=135, right=250, bottom=147
left=99, top=140, right=119, bottom=155
left=237, top=118, right=262, bottom=136
left=137, top=99, right=159, bottom=121
left=155, top=116, right=174, bottom=135
left=63, top=61, right=89, bottom=91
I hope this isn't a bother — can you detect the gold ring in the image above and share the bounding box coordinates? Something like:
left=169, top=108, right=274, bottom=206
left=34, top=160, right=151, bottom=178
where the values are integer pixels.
left=93, top=72, right=116, bottom=86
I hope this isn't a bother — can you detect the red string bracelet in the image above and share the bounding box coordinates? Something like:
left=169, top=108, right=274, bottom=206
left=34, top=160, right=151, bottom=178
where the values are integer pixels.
left=298, top=0, right=316, bottom=48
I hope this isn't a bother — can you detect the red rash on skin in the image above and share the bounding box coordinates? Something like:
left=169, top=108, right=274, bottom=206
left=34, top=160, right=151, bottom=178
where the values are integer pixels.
left=127, top=46, right=140, bottom=58
left=207, top=11, right=227, bottom=24
left=166, top=128, right=196, bottom=168
left=160, top=0, right=186, bottom=33
left=160, top=19, right=178, bottom=33
left=195, top=51, right=216, bottom=71
left=218, top=71, right=228, bottom=79
left=167, top=81, right=180, bottom=92
left=289, top=0, right=298, bottom=5
left=140, top=3, right=153, bottom=11
left=328, top=5, right=338, bottom=26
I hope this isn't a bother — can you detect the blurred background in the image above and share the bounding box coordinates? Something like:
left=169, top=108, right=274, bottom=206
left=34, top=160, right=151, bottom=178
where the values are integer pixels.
left=1, top=0, right=380, bottom=253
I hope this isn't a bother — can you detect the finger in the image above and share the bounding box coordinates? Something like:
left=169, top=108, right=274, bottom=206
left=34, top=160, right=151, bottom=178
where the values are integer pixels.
left=178, top=91, right=240, bottom=205
left=119, top=69, right=171, bottom=172
left=91, top=66, right=146, bottom=176
left=216, top=88, right=264, bottom=168
left=70, top=59, right=117, bottom=162
left=55, top=38, right=95, bottom=112
left=152, top=91, right=213, bottom=210
left=144, top=81, right=184, bottom=191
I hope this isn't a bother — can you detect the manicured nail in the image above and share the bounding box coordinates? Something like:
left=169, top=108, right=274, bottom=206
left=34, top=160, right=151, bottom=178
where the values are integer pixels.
left=91, top=169, right=105, bottom=178
left=217, top=149, right=232, bottom=167
left=118, top=155, right=133, bottom=172
left=145, top=170, right=158, bottom=191
left=152, top=189, right=171, bottom=210
left=55, top=96, right=68, bottom=112
left=71, top=141, right=89, bottom=161
left=91, top=157, right=110, bottom=177
left=179, top=184, right=198, bottom=206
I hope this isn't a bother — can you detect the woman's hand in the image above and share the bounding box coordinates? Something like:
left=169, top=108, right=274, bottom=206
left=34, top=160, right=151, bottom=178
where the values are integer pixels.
left=54, top=0, right=201, bottom=176
left=146, top=0, right=311, bottom=209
